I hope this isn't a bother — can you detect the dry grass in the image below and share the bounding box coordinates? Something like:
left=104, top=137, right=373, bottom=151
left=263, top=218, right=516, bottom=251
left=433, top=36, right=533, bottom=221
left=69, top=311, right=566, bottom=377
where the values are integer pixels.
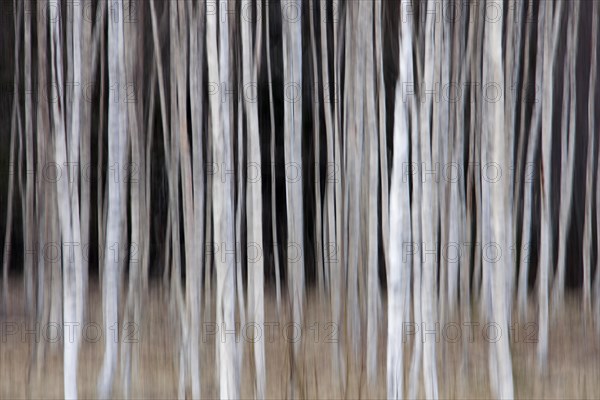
left=1, top=279, right=599, bottom=399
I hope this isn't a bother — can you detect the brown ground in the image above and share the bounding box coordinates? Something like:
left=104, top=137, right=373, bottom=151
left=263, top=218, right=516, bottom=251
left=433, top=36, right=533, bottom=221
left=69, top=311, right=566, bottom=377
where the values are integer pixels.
left=1, top=278, right=599, bottom=399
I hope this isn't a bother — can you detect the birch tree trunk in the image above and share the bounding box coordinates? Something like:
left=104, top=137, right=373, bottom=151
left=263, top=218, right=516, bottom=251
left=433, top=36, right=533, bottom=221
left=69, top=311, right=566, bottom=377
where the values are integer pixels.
left=484, top=2, right=514, bottom=397
left=23, top=0, right=34, bottom=316
left=189, top=4, right=205, bottom=398
left=241, top=1, right=266, bottom=396
left=206, top=1, right=239, bottom=396
left=538, top=0, right=563, bottom=365
left=98, top=0, right=126, bottom=396
left=364, top=1, right=381, bottom=385
left=583, top=0, right=598, bottom=318
left=48, top=0, right=83, bottom=397
left=419, top=2, right=439, bottom=397
left=281, top=0, right=305, bottom=368
left=387, top=9, right=414, bottom=396
left=79, top=0, right=93, bottom=328
left=35, top=0, right=52, bottom=372
left=121, top=1, right=144, bottom=395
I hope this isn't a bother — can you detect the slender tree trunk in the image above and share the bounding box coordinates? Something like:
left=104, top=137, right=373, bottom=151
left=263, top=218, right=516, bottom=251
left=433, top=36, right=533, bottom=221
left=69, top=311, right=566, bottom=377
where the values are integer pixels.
left=364, top=1, right=381, bottom=385
left=241, top=1, right=266, bottom=396
left=206, top=1, right=239, bottom=396
left=23, top=0, right=34, bottom=316
left=189, top=4, right=205, bottom=398
left=419, top=3, right=439, bottom=397
left=35, top=1, right=51, bottom=372
left=538, top=0, right=563, bottom=365
left=308, top=0, right=324, bottom=302
left=387, top=9, right=414, bottom=396
left=583, top=0, right=598, bottom=318
left=79, top=0, right=93, bottom=328
left=281, top=0, right=305, bottom=372
left=98, top=1, right=126, bottom=396
left=518, top=2, right=546, bottom=320
left=120, top=1, right=144, bottom=395
left=552, top=1, right=579, bottom=316
left=263, top=0, right=282, bottom=317
left=484, top=2, right=514, bottom=397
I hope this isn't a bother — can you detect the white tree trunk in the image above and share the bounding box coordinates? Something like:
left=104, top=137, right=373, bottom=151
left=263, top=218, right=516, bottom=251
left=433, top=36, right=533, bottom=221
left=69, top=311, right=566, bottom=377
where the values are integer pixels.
left=364, top=1, right=381, bottom=385
left=48, top=0, right=83, bottom=397
left=484, top=2, right=514, bottom=397
left=281, top=0, right=305, bottom=362
left=206, top=1, right=239, bottom=396
left=387, top=10, right=414, bottom=395
left=189, top=5, right=205, bottom=398
left=419, top=3, right=439, bottom=397
left=98, top=0, right=126, bottom=396
left=583, top=0, right=598, bottom=318
left=241, top=0, right=266, bottom=396
left=538, top=0, right=563, bottom=365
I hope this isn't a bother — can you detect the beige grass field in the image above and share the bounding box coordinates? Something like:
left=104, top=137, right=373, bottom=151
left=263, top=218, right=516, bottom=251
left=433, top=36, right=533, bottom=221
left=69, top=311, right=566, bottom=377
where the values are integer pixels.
left=1, top=278, right=599, bottom=399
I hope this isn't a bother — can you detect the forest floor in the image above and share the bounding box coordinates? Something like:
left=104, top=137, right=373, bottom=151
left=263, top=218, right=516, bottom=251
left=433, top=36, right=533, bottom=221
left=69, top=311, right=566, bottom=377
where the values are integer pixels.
left=1, top=276, right=599, bottom=399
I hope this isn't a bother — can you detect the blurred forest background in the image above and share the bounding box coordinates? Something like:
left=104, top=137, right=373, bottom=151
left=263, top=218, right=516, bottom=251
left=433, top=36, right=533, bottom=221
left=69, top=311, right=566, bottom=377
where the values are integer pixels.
left=0, top=0, right=599, bottom=398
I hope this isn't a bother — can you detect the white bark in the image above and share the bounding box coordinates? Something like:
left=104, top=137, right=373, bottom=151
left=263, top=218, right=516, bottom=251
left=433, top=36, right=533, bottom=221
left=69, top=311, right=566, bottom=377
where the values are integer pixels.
left=583, top=0, right=598, bottom=317
left=281, top=0, right=305, bottom=359
left=206, top=1, right=238, bottom=396
left=387, top=9, right=414, bottom=396
left=241, top=1, right=266, bottom=397
left=419, top=3, right=440, bottom=398
left=48, top=0, right=83, bottom=397
left=364, top=1, right=381, bottom=385
left=189, top=5, right=205, bottom=398
left=120, top=1, right=144, bottom=395
left=79, top=0, right=93, bottom=328
left=23, top=0, right=34, bottom=315
left=35, top=0, right=51, bottom=371
left=98, top=0, right=126, bottom=396
left=538, top=0, right=563, bottom=365
left=483, top=1, right=517, bottom=397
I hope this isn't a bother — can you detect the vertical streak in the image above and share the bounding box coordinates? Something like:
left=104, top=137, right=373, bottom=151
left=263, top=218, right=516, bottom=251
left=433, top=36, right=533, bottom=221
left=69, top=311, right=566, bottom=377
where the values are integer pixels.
left=583, top=0, right=598, bottom=318
left=241, top=0, right=266, bottom=396
left=365, top=1, right=381, bottom=385
left=97, top=0, right=126, bottom=396
left=553, top=2, right=579, bottom=314
left=189, top=4, right=205, bottom=398
left=484, top=1, right=514, bottom=397
left=420, top=1, right=439, bottom=397
left=206, top=0, right=238, bottom=397
left=518, top=2, right=546, bottom=319
left=387, top=5, right=414, bottom=396
left=281, top=0, right=305, bottom=357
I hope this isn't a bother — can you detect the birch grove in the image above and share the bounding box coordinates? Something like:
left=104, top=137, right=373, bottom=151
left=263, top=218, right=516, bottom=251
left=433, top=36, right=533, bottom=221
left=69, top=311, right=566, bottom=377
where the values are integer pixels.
left=1, top=0, right=600, bottom=399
